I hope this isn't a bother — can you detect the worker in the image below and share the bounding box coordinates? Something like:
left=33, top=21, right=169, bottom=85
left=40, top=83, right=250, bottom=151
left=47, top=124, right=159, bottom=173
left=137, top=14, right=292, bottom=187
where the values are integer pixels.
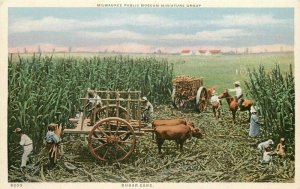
left=45, top=123, right=62, bottom=168
left=210, top=90, right=221, bottom=118
left=86, top=89, right=102, bottom=126
left=13, top=128, right=33, bottom=170
left=249, top=106, right=260, bottom=137
left=276, top=138, right=286, bottom=157
left=229, top=81, right=244, bottom=108
left=141, top=96, right=154, bottom=126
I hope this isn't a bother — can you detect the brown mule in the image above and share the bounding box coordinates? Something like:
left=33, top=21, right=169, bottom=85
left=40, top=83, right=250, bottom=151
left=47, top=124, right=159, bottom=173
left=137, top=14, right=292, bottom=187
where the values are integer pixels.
left=219, top=89, right=252, bottom=123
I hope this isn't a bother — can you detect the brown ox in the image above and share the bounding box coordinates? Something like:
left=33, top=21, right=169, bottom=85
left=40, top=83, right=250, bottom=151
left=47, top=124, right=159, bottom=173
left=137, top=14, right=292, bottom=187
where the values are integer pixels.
left=154, top=124, right=204, bottom=154
left=152, top=119, right=192, bottom=127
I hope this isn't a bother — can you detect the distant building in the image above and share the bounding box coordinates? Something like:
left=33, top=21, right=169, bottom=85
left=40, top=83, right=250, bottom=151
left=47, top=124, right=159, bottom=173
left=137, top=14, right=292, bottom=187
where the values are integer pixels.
left=209, top=49, right=222, bottom=54
left=195, top=50, right=207, bottom=55
left=181, top=49, right=193, bottom=55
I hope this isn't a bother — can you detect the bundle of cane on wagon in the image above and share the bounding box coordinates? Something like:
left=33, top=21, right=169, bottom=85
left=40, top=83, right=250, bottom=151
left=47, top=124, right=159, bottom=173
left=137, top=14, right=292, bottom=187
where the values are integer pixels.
left=171, top=76, right=209, bottom=112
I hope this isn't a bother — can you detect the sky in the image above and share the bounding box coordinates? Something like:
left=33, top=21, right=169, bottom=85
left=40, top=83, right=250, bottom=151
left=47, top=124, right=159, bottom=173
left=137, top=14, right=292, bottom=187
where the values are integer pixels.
left=8, top=8, right=294, bottom=53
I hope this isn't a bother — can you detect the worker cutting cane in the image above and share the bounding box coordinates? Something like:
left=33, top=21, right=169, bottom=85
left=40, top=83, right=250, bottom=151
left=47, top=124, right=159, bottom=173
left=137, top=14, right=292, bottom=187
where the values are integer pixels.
left=13, top=128, right=33, bottom=171
left=45, top=123, right=62, bottom=168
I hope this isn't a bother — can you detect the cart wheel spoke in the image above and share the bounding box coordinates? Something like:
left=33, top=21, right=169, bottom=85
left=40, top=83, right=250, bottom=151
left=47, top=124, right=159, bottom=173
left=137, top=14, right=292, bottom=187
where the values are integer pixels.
left=103, top=146, right=111, bottom=159
left=91, top=136, right=106, bottom=141
left=114, top=120, right=121, bottom=136
left=118, top=131, right=131, bottom=138
left=118, top=140, right=134, bottom=144
left=95, top=125, right=109, bottom=137
left=93, top=143, right=107, bottom=151
left=108, top=121, right=112, bottom=135
left=116, top=144, right=128, bottom=154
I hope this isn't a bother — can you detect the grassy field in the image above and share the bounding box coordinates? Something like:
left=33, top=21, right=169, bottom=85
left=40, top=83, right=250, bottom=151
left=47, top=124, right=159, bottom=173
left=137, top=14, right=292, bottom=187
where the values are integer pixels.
left=12, top=52, right=293, bottom=94
left=8, top=52, right=294, bottom=182
left=171, top=53, right=293, bottom=92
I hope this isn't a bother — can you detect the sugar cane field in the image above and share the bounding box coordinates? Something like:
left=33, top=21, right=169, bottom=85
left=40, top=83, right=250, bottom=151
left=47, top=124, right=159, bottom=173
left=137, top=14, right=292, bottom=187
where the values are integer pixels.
left=8, top=52, right=295, bottom=182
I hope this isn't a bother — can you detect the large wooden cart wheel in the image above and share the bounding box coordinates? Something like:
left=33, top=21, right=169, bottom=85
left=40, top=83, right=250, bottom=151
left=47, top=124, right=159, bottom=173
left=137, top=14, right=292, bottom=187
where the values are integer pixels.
left=88, top=117, right=136, bottom=162
left=99, top=105, right=129, bottom=119
left=171, top=88, right=184, bottom=109
left=196, top=87, right=208, bottom=112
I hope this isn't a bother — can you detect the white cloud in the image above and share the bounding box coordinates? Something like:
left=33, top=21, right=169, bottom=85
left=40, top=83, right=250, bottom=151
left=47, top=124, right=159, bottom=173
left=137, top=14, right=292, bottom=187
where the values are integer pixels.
left=9, top=17, right=79, bottom=33
left=9, top=13, right=291, bottom=34
left=77, top=28, right=250, bottom=42
left=9, top=14, right=174, bottom=33
left=77, top=30, right=148, bottom=40
left=163, top=29, right=250, bottom=41
left=212, top=14, right=289, bottom=27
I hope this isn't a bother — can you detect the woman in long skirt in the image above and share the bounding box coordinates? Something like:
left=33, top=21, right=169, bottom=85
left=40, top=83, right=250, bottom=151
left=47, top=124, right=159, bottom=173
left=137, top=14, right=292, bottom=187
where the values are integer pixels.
left=249, top=106, right=260, bottom=137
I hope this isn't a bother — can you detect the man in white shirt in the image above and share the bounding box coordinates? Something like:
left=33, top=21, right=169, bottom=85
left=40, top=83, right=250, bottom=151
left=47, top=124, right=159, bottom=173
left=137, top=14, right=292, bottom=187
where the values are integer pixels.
left=261, top=146, right=276, bottom=164
left=257, top=139, right=274, bottom=153
left=210, top=91, right=221, bottom=104
left=142, top=97, right=154, bottom=126
left=13, top=128, right=33, bottom=169
left=229, top=81, right=243, bottom=107
left=210, top=91, right=221, bottom=118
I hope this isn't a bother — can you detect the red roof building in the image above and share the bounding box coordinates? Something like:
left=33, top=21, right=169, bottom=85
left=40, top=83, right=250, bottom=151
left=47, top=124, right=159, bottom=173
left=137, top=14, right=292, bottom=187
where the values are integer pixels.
left=209, top=49, right=222, bottom=54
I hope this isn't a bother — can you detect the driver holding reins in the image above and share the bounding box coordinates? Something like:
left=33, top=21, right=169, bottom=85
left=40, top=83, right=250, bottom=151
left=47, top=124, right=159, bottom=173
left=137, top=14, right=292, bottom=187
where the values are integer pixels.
left=229, top=81, right=244, bottom=108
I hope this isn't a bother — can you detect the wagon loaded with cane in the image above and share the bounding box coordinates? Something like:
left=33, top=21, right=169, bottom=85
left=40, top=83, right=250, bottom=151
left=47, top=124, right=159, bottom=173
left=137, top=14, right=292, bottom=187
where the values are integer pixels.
left=171, top=76, right=209, bottom=112
left=64, top=90, right=153, bottom=162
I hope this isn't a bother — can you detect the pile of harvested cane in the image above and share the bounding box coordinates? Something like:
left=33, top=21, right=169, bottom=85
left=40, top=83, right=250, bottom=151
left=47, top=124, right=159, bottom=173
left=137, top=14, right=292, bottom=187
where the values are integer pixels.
left=172, top=76, right=203, bottom=100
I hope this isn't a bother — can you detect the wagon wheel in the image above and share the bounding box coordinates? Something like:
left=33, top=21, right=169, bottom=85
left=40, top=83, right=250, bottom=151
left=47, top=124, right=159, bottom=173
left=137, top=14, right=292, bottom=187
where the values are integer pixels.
left=174, top=98, right=185, bottom=110
left=99, top=105, right=129, bottom=119
left=88, top=117, right=136, bottom=162
left=172, top=88, right=185, bottom=109
left=196, top=87, right=208, bottom=112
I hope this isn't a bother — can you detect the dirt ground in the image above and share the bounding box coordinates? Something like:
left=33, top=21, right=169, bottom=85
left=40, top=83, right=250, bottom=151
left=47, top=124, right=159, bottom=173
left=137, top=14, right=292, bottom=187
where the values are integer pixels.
left=8, top=105, right=295, bottom=182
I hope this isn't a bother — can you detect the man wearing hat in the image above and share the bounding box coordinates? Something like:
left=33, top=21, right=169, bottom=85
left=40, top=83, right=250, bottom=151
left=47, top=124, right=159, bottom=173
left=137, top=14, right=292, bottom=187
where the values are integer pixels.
left=141, top=96, right=154, bottom=126
left=13, top=128, right=33, bottom=169
left=229, top=81, right=244, bottom=108
left=257, top=139, right=274, bottom=154
left=86, top=89, right=102, bottom=126
left=249, top=106, right=260, bottom=137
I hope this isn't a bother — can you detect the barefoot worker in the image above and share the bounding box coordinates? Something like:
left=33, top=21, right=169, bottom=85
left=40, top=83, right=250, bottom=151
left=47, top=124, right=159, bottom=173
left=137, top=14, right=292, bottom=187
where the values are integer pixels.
left=13, top=128, right=33, bottom=170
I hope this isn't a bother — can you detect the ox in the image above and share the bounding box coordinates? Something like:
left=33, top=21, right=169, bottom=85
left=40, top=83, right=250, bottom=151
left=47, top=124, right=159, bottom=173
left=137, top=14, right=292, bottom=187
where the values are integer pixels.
left=152, top=119, right=190, bottom=127
left=154, top=124, right=204, bottom=154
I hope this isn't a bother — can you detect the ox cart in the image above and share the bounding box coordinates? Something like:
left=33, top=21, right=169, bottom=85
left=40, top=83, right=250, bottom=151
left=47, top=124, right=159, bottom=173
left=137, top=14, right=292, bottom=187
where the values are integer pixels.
left=64, top=90, right=153, bottom=162
left=171, top=76, right=208, bottom=112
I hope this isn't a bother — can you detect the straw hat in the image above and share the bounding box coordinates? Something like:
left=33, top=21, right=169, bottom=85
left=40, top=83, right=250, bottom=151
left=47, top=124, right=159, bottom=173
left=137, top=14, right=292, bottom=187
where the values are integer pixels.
left=250, top=106, right=257, bottom=113
left=234, top=81, right=241, bottom=86
left=13, top=128, right=22, bottom=133
left=267, top=139, right=274, bottom=145
left=142, top=97, right=148, bottom=101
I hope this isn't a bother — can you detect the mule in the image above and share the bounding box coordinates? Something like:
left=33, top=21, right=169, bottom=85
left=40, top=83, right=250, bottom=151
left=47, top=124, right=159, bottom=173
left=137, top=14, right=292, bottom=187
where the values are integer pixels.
left=219, top=89, right=252, bottom=123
